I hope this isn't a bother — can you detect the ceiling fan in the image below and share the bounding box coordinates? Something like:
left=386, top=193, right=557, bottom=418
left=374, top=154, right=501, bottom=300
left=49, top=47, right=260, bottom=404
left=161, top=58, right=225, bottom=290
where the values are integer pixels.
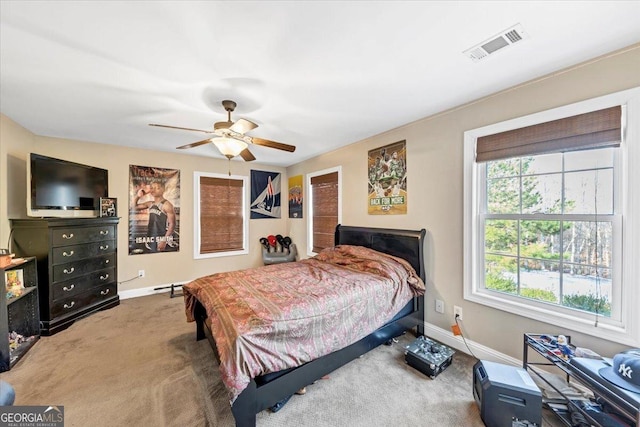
left=149, top=100, right=295, bottom=161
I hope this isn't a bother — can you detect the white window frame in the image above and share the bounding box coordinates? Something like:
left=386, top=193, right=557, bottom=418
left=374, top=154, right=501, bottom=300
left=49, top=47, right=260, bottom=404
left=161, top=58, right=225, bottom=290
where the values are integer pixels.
left=306, top=166, right=342, bottom=257
left=193, top=171, right=249, bottom=259
left=463, top=87, right=640, bottom=346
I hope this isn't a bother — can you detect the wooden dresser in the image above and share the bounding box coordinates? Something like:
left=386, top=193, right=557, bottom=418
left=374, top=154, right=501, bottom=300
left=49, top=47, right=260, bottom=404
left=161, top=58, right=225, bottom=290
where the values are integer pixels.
left=10, top=217, right=120, bottom=335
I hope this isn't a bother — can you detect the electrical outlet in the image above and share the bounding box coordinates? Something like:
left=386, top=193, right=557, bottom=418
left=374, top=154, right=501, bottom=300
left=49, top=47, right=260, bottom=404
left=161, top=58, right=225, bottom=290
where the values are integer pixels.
left=138, top=269, right=145, bottom=278
left=435, top=299, right=445, bottom=314
left=454, top=305, right=463, bottom=320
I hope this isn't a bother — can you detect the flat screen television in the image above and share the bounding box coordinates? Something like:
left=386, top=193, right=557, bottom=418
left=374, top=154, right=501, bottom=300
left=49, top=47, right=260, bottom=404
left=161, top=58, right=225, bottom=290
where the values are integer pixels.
left=27, top=153, right=109, bottom=218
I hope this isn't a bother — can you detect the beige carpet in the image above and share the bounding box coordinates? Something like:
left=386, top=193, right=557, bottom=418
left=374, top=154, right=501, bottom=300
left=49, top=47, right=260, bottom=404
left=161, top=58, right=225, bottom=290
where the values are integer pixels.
left=1, top=293, right=560, bottom=426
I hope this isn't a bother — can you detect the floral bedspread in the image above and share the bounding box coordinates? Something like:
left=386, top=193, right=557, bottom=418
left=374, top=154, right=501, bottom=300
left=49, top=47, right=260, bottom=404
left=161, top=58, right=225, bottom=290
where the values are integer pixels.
left=183, top=245, right=425, bottom=402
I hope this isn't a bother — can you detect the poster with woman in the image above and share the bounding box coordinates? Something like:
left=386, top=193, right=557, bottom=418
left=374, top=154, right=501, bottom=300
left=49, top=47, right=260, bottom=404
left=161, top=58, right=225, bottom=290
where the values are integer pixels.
left=368, top=140, right=407, bottom=215
left=129, top=165, right=180, bottom=254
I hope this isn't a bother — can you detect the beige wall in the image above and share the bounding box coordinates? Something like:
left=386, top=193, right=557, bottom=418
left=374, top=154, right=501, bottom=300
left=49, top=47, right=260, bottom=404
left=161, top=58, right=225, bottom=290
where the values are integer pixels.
left=288, top=43, right=640, bottom=359
left=0, top=118, right=288, bottom=291
left=1, top=43, right=639, bottom=362
left=0, top=115, right=35, bottom=241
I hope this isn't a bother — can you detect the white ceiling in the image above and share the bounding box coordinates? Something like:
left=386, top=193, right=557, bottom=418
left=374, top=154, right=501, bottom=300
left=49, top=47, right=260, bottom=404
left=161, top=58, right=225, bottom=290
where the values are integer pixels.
left=1, top=1, right=639, bottom=167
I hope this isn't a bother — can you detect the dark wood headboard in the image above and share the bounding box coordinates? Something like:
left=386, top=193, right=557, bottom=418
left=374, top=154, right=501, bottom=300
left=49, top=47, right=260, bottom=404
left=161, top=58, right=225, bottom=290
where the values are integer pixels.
left=334, top=224, right=426, bottom=283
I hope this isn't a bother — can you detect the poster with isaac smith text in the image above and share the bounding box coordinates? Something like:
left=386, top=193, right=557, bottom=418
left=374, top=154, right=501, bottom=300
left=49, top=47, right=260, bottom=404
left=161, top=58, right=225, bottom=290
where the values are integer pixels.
left=368, top=140, right=407, bottom=215
left=129, top=165, right=180, bottom=254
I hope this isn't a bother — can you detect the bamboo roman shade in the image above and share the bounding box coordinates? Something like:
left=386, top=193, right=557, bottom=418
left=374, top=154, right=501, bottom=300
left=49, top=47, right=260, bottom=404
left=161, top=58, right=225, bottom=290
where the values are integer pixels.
left=199, top=176, right=244, bottom=253
left=476, top=106, right=622, bottom=162
left=311, top=171, right=339, bottom=253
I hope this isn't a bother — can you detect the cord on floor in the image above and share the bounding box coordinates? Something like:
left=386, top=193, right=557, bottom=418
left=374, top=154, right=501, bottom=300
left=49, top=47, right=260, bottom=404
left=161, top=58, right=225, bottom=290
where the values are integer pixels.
left=455, top=315, right=479, bottom=360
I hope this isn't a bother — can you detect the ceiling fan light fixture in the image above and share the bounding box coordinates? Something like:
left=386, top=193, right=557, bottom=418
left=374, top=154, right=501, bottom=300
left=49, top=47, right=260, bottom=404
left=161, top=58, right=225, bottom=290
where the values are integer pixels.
left=213, top=137, right=248, bottom=158
left=157, top=99, right=296, bottom=159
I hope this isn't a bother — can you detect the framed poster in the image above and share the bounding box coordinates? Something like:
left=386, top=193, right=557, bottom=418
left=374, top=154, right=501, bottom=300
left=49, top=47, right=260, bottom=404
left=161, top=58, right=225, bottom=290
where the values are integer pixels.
left=368, top=140, right=407, bottom=215
left=129, top=165, right=180, bottom=254
left=250, top=170, right=281, bottom=219
left=99, top=197, right=117, bottom=217
left=288, top=175, right=303, bottom=218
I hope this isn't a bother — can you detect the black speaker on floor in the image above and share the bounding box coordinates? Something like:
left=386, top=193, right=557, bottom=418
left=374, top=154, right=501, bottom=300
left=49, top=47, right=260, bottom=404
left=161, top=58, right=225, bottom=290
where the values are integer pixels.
left=473, top=360, right=542, bottom=427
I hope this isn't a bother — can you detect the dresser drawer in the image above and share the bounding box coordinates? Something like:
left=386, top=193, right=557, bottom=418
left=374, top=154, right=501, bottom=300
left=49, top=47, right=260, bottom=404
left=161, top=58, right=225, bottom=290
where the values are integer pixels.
left=50, top=283, right=118, bottom=318
left=52, top=253, right=115, bottom=282
left=51, top=240, right=115, bottom=265
left=52, top=267, right=116, bottom=300
left=51, top=240, right=116, bottom=264
left=52, top=225, right=116, bottom=247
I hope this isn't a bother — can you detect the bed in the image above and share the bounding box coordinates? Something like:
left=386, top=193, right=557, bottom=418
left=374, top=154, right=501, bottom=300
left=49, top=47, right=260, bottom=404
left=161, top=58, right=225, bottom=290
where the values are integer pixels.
left=184, top=225, right=426, bottom=427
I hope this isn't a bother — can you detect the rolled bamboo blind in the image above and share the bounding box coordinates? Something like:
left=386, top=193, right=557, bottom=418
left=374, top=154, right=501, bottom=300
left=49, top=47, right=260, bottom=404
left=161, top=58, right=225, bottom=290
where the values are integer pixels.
left=199, top=176, right=244, bottom=253
left=311, top=171, right=339, bottom=253
left=476, top=106, right=621, bottom=162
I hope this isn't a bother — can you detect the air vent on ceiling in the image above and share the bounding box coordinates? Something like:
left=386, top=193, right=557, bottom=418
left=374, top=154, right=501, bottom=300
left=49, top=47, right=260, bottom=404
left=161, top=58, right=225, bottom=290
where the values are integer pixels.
left=463, top=24, right=529, bottom=62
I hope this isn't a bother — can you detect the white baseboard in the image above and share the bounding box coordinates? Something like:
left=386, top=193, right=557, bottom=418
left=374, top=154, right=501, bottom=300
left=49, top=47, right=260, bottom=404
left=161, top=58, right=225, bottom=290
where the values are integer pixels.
left=423, top=321, right=522, bottom=367
left=119, top=281, right=189, bottom=300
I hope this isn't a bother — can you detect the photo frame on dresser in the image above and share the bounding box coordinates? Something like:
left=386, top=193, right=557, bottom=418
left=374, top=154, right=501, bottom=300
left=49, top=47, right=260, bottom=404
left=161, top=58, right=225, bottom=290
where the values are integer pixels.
left=100, top=197, right=117, bottom=217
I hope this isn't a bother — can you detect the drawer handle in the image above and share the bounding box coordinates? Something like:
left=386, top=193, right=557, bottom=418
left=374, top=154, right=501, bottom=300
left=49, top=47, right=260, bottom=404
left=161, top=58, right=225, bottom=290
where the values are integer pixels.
left=100, top=244, right=109, bottom=250
left=100, top=230, right=109, bottom=235
left=63, top=250, right=75, bottom=257
left=105, top=259, right=110, bottom=264
left=63, top=301, right=75, bottom=309
left=62, top=284, right=75, bottom=292
left=63, top=267, right=75, bottom=274
left=100, top=289, right=110, bottom=296
left=100, top=274, right=109, bottom=280
left=62, top=233, right=74, bottom=239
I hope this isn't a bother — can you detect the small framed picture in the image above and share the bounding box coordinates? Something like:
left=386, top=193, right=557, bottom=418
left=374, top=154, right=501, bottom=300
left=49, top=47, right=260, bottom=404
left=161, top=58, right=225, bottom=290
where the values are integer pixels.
left=5, top=269, right=25, bottom=298
left=100, top=197, right=117, bottom=217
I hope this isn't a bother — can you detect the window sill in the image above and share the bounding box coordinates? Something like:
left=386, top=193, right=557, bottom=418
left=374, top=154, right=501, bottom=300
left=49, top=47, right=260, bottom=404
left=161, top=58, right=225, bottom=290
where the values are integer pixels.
left=194, top=248, right=248, bottom=259
left=464, top=287, right=639, bottom=347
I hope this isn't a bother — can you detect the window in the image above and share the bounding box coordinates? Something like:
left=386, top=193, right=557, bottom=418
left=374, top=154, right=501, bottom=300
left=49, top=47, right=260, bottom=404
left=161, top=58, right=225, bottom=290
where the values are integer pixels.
left=194, top=172, right=248, bottom=258
left=464, top=88, right=640, bottom=345
left=307, top=167, right=342, bottom=255
left=484, top=148, right=620, bottom=314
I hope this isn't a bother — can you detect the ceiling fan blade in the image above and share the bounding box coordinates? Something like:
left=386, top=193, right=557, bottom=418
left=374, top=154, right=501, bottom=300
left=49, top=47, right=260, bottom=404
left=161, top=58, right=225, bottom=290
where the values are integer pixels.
left=239, top=148, right=256, bottom=162
left=230, top=118, right=258, bottom=134
left=149, top=123, right=213, bottom=134
left=250, top=137, right=296, bottom=153
left=176, top=138, right=213, bottom=149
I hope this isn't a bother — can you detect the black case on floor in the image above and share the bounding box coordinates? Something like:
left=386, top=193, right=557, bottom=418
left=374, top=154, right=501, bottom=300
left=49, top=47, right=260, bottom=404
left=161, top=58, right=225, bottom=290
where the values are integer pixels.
left=404, top=336, right=455, bottom=378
